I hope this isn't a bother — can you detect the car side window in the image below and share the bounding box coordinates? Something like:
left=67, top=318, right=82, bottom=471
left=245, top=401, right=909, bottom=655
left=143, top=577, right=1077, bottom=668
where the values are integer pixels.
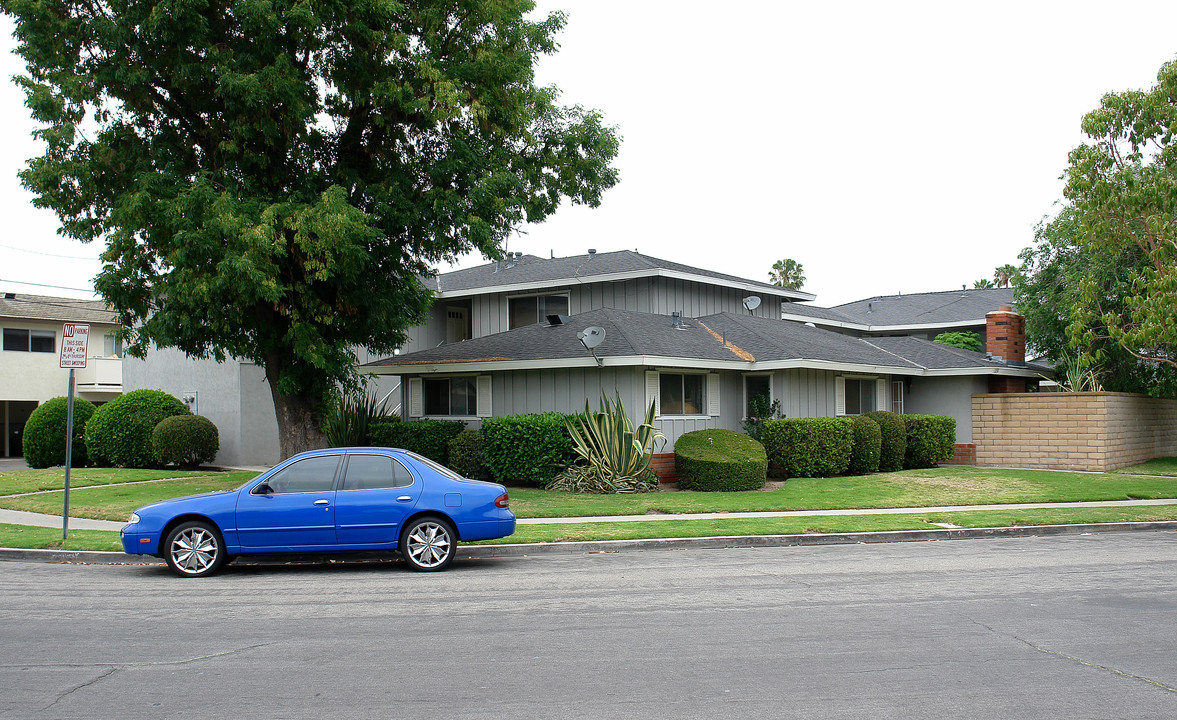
left=341, top=454, right=414, bottom=491
left=263, top=455, right=341, bottom=494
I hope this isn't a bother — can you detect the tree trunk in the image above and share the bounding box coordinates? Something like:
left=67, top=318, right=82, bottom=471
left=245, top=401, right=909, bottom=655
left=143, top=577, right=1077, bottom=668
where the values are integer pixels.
left=266, top=374, right=327, bottom=459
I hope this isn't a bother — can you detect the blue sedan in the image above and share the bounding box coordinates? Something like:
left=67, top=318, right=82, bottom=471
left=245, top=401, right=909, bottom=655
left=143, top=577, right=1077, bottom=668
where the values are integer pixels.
left=121, top=447, right=516, bottom=577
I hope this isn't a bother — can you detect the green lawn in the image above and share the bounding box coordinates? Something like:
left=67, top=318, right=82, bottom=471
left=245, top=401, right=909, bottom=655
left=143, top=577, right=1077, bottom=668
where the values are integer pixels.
left=1112, top=457, right=1177, bottom=477
left=0, top=467, right=243, bottom=496
left=0, top=472, right=256, bottom=521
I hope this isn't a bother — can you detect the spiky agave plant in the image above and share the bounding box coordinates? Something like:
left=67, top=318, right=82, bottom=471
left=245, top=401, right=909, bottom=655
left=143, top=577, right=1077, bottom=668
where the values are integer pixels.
left=324, top=386, right=393, bottom=447
left=551, top=394, right=665, bottom=493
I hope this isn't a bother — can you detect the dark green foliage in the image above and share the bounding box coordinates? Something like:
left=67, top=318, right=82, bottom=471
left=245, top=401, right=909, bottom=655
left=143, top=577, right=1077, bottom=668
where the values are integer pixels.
left=324, top=387, right=394, bottom=447
left=85, top=390, right=189, bottom=468
left=152, top=415, right=220, bottom=469
left=761, top=418, right=853, bottom=478
left=933, top=331, right=983, bottom=352
left=448, top=429, right=489, bottom=480
left=674, top=430, right=767, bottom=492
left=370, top=420, right=465, bottom=465
left=864, top=411, right=907, bottom=472
left=902, top=415, right=957, bottom=469
left=22, top=397, right=97, bottom=469
left=3, top=0, right=622, bottom=456
left=741, top=393, right=784, bottom=442
left=479, top=413, right=577, bottom=486
left=848, top=415, right=882, bottom=476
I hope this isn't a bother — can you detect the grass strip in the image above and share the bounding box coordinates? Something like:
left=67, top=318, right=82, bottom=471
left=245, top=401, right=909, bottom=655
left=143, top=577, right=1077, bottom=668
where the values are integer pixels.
left=0, top=468, right=259, bottom=496
left=1111, top=457, right=1177, bottom=477
left=0, top=474, right=254, bottom=521
left=6, top=506, right=1176, bottom=553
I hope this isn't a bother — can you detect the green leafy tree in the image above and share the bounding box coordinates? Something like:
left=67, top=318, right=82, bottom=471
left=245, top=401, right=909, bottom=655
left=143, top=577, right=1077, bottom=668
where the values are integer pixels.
left=933, top=331, right=983, bottom=352
left=4, top=0, right=620, bottom=456
left=992, top=264, right=1017, bottom=288
left=1015, top=207, right=1177, bottom=396
left=973, top=278, right=995, bottom=289
left=768, top=258, right=805, bottom=289
left=1063, top=57, right=1177, bottom=377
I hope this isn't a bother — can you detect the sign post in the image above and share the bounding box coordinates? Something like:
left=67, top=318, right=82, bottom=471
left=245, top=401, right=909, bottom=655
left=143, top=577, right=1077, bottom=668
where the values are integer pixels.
left=59, top=323, right=90, bottom=540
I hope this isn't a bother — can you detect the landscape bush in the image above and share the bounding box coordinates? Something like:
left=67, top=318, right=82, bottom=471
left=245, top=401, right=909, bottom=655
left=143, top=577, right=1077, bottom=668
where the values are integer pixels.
left=480, top=412, right=576, bottom=486
left=85, top=389, right=189, bottom=468
left=903, top=414, right=957, bottom=469
left=864, top=410, right=907, bottom=472
left=22, top=396, right=97, bottom=469
left=548, top=395, right=663, bottom=493
left=674, top=429, right=767, bottom=492
left=848, top=415, right=882, bottom=475
left=152, top=414, right=220, bottom=469
left=761, top=417, right=853, bottom=478
left=370, top=419, right=465, bottom=465
left=447, top=429, right=489, bottom=479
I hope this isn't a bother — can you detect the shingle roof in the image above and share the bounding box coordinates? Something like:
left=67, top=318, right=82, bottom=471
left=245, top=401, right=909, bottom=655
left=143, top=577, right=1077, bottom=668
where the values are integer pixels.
left=426, top=250, right=812, bottom=300
left=0, top=293, right=117, bottom=324
left=782, top=287, right=1015, bottom=327
left=366, top=308, right=1040, bottom=375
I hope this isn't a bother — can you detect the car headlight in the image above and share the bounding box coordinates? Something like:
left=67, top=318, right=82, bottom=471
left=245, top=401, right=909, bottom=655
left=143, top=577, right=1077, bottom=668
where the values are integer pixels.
left=127, top=513, right=140, bottom=525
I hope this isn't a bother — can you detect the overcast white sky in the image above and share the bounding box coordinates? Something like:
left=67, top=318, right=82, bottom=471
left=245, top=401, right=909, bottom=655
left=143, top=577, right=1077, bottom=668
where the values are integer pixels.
left=3, top=1, right=1177, bottom=306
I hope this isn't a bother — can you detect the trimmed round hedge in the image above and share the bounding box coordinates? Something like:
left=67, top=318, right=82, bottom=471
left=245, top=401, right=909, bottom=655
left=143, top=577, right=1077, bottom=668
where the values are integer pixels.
left=848, top=415, right=882, bottom=475
left=85, top=389, right=189, bottom=468
left=675, top=429, right=767, bottom=491
left=761, top=417, right=853, bottom=478
left=22, top=396, right=97, bottom=469
left=903, top=414, right=957, bottom=469
left=864, top=410, right=906, bottom=472
left=153, top=414, right=220, bottom=469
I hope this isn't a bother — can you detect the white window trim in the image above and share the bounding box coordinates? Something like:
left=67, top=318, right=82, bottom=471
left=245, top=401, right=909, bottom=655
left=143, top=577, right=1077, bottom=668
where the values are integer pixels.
left=835, top=375, right=886, bottom=417
left=647, top=370, right=720, bottom=419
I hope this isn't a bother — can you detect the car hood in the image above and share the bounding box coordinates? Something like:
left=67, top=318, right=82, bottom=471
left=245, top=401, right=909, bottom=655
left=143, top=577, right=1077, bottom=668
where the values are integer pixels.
left=135, top=489, right=236, bottom=515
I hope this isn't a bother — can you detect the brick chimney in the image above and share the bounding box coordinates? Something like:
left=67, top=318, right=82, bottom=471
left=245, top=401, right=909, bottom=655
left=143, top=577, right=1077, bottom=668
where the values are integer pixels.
left=986, top=306, right=1026, bottom=393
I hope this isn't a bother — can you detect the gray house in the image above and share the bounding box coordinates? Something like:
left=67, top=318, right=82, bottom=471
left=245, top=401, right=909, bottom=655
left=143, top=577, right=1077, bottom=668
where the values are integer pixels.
left=779, top=287, right=1015, bottom=341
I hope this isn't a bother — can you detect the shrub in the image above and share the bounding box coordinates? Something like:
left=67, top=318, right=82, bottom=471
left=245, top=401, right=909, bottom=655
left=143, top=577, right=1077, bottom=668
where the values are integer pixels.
left=864, top=411, right=907, bottom=472
left=370, top=420, right=465, bottom=465
left=550, top=395, right=664, bottom=493
left=85, top=389, right=189, bottom=468
left=741, top=393, right=784, bottom=442
left=761, top=417, right=853, bottom=478
left=447, top=429, right=489, bottom=479
left=22, top=396, right=97, bottom=469
left=324, top=387, right=394, bottom=447
left=480, top=413, right=577, bottom=486
left=933, top=331, right=983, bottom=352
left=152, top=414, right=220, bottom=469
left=903, top=414, right=957, bottom=469
left=674, top=429, right=767, bottom=492
left=848, top=415, right=882, bottom=476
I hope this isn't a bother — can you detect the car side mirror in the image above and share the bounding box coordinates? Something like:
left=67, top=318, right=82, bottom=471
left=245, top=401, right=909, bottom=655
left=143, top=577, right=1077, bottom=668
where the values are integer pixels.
left=254, top=481, right=274, bottom=495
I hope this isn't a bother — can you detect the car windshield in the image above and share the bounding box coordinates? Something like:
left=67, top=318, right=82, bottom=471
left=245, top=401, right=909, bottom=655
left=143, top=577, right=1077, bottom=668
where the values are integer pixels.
left=404, top=451, right=466, bottom=481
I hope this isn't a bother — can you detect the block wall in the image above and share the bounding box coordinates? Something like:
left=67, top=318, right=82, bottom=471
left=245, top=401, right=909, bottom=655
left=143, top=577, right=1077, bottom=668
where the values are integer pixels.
left=972, top=392, right=1177, bottom=471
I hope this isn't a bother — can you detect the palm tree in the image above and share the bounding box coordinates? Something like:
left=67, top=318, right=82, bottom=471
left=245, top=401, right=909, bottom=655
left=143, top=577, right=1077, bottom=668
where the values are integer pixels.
left=769, top=258, right=805, bottom=290
left=973, top=278, right=995, bottom=289
left=993, top=263, right=1017, bottom=288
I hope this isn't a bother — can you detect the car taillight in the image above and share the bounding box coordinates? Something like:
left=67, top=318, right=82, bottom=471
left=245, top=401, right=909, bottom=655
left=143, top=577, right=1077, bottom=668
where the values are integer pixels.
left=494, top=493, right=510, bottom=508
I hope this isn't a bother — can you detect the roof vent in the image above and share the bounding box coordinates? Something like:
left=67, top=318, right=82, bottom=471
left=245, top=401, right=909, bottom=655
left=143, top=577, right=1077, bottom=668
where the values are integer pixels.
left=671, top=311, right=691, bottom=330
left=587, top=249, right=596, bottom=258
left=2, top=293, right=14, bottom=300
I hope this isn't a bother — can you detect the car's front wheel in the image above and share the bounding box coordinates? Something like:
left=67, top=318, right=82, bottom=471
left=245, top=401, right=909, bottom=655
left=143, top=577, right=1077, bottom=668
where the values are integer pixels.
left=164, top=521, right=226, bottom=578
left=400, top=517, right=456, bottom=572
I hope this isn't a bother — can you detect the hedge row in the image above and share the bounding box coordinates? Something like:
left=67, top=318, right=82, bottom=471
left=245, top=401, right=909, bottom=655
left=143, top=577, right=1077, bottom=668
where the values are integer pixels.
left=23, top=389, right=220, bottom=469
left=370, top=419, right=466, bottom=465
left=760, top=412, right=956, bottom=478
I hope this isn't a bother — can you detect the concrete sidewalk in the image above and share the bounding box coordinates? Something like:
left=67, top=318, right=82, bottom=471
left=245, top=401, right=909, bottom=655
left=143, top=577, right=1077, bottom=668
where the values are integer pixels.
left=4, top=497, right=1177, bottom=534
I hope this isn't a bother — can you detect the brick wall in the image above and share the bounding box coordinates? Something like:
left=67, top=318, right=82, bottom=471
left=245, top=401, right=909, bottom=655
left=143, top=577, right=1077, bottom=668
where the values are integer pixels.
left=972, top=392, right=1177, bottom=471
left=650, top=452, right=678, bottom=483
left=942, top=443, right=976, bottom=465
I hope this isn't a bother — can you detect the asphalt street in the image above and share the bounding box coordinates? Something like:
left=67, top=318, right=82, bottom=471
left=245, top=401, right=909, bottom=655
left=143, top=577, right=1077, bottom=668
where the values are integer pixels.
left=2, top=532, right=1176, bottom=719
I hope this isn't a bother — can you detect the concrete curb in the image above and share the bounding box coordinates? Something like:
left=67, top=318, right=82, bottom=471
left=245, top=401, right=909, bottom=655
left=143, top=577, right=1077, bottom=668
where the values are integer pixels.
left=3, top=521, right=1176, bottom=567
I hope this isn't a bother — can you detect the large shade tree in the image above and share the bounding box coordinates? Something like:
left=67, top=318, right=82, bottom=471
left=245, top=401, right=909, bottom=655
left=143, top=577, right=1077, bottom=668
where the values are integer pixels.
left=1063, top=56, right=1177, bottom=377
left=3, top=0, right=621, bottom=455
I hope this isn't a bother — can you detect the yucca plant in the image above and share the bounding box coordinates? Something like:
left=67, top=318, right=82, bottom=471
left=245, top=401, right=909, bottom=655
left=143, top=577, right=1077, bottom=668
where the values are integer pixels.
left=550, top=394, right=664, bottom=493
left=324, top=386, right=393, bottom=447
left=1056, top=355, right=1104, bottom=392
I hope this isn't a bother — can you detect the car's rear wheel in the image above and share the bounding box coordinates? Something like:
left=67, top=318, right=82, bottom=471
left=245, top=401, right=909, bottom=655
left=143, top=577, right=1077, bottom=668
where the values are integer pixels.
left=164, top=521, right=225, bottom=578
left=400, top=517, right=455, bottom=572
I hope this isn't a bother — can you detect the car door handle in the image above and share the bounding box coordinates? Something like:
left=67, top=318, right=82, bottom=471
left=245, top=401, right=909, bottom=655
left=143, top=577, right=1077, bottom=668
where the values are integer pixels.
left=397, top=496, right=412, bottom=502
left=314, top=499, right=329, bottom=505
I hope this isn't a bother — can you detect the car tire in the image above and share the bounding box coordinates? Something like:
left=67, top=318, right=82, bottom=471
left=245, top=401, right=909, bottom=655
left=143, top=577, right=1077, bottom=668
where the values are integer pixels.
left=400, top=517, right=456, bottom=572
left=164, top=520, right=226, bottom=578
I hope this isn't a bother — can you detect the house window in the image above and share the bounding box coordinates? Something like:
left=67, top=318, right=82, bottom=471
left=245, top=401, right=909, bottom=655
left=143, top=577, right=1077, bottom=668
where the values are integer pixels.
left=891, top=381, right=905, bottom=414
left=843, top=377, right=878, bottom=415
left=103, top=333, right=124, bottom=358
left=660, top=373, right=705, bottom=415
left=2, top=328, right=55, bottom=353
left=744, top=375, right=771, bottom=418
left=424, top=377, right=478, bottom=416
left=508, top=294, right=569, bottom=329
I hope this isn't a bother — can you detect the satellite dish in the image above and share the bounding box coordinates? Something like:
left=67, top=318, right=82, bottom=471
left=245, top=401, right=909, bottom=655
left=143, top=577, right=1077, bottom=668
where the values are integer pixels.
left=578, top=326, right=606, bottom=349
left=742, top=296, right=762, bottom=313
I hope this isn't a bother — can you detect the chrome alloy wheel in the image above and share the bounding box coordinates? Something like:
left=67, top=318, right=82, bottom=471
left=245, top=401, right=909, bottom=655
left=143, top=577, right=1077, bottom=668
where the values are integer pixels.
left=169, top=525, right=220, bottom=576
left=403, top=520, right=453, bottom=570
